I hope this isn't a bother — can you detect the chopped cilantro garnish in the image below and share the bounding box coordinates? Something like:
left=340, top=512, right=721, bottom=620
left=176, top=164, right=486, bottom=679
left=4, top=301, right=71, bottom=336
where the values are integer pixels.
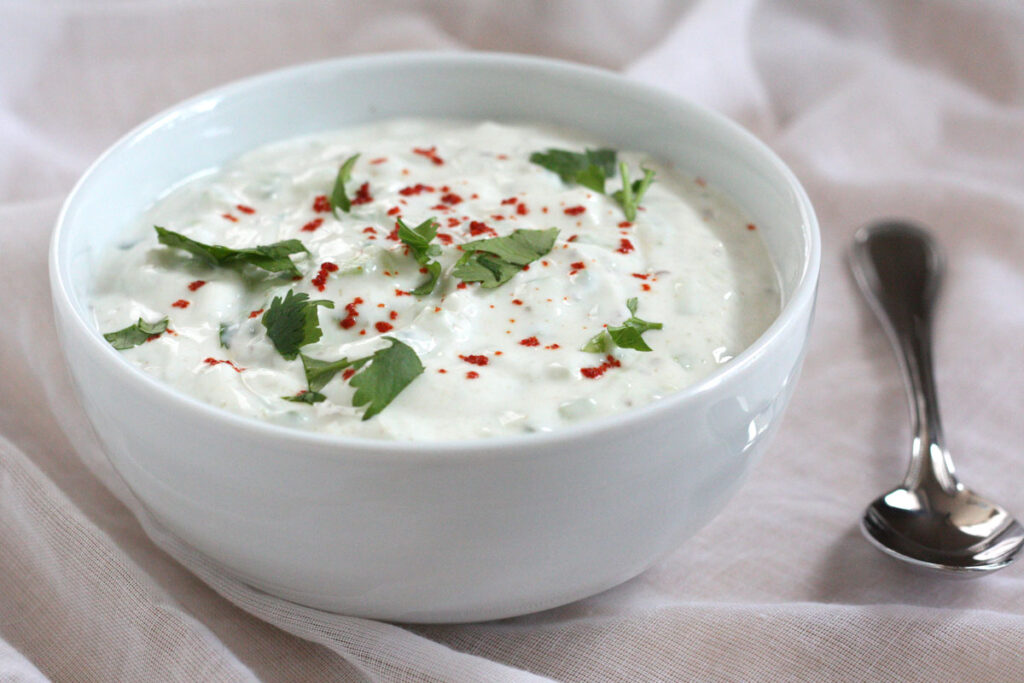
left=453, top=228, right=559, bottom=289
left=283, top=390, right=327, bottom=404
left=397, top=216, right=442, bottom=295
left=530, top=148, right=617, bottom=193
left=261, top=289, right=334, bottom=360
left=155, top=227, right=308, bottom=277
left=349, top=337, right=424, bottom=420
left=582, top=298, right=663, bottom=353
left=283, top=353, right=370, bottom=403
left=330, top=154, right=360, bottom=216
left=611, top=163, right=656, bottom=222
left=103, top=317, right=168, bottom=350
left=283, top=340, right=421, bottom=421
left=530, top=149, right=655, bottom=221
left=301, top=353, right=369, bottom=393
left=218, top=322, right=232, bottom=349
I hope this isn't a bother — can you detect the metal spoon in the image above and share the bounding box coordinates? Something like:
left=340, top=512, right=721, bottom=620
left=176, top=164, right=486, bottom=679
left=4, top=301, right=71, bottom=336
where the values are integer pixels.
left=850, top=220, right=1024, bottom=574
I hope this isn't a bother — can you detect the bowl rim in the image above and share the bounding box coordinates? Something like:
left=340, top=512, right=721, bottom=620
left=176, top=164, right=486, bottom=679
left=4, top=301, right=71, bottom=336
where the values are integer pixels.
left=50, top=50, right=821, bottom=459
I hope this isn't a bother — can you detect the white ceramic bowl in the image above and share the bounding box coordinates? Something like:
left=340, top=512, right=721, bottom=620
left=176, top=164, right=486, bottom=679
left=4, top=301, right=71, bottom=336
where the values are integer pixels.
left=50, top=53, right=819, bottom=623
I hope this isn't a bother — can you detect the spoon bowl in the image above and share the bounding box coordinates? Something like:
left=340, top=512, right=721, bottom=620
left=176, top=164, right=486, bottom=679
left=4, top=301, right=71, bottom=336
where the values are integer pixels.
left=851, top=221, right=1024, bottom=575
left=863, top=486, right=1024, bottom=574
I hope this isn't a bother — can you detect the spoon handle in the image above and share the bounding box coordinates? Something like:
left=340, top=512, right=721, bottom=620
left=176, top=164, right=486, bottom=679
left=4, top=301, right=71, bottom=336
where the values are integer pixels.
left=850, top=221, right=960, bottom=494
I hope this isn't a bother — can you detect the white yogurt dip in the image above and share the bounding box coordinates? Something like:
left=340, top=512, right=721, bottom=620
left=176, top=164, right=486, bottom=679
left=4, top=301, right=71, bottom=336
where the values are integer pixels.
left=90, top=119, right=780, bottom=440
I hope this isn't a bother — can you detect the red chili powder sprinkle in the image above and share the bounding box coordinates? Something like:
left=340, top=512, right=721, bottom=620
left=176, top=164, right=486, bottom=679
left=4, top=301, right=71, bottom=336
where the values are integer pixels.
left=187, top=280, right=206, bottom=291
left=387, top=207, right=401, bottom=216
left=642, top=284, right=651, bottom=291
left=466, top=371, right=480, bottom=379
left=236, top=204, right=255, bottom=214
left=375, top=321, right=394, bottom=333
left=618, top=221, right=632, bottom=228
left=311, top=261, right=339, bottom=291
left=446, top=217, right=460, bottom=228
left=617, top=238, right=635, bottom=254
left=496, top=154, right=508, bottom=160
left=516, top=203, right=528, bottom=215
left=494, top=351, right=503, bottom=356
left=564, top=205, right=586, bottom=216
left=221, top=213, right=238, bottom=222
left=370, top=157, right=388, bottom=164
left=519, top=336, right=540, bottom=347
left=430, top=204, right=451, bottom=212
left=491, top=215, right=505, bottom=221
left=542, top=206, right=549, bottom=214
left=545, top=344, right=561, bottom=350
left=171, top=299, right=190, bottom=308
left=747, top=223, right=757, bottom=231
left=456, top=282, right=468, bottom=290
left=204, top=358, right=245, bottom=373
left=248, top=308, right=264, bottom=319
left=395, top=289, right=411, bottom=296
left=580, top=355, right=621, bottom=379
left=363, top=226, right=377, bottom=235
left=301, top=218, right=324, bottom=232
left=631, top=273, right=649, bottom=280
left=438, top=368, right=447, bottom=374
left=387, top=225, right=400, bottom=241
left=436, top=232, right=453, bottom=245
left=339, top=296, right=364, bottom=329
left=434, top=306, right=442, bottom=312
left=567, top=234, right=578, bottom=242
left=468, top=221, right=497, bottom=237
left=342, top=368, right=357, bottom=380
left=351, top=182, right=373, bottom=205
left=501, top=197, right=518, bottom=205
left=570, top=261, right=585, bottom=270
left=312, top=195, right=331, bottom=213
left=459, top=354, right=489, bottom=366
left=399, top=183, right=434, bottom=196
left=413, top=146, right=444, bottom=165
left=441, top=193, right=463, bottom=205
left=511, top=299, right=523, bottom=306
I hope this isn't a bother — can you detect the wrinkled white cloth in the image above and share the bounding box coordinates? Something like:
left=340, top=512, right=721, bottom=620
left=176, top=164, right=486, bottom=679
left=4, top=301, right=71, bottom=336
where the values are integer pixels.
left=2, top=0, right=1023, bottom=680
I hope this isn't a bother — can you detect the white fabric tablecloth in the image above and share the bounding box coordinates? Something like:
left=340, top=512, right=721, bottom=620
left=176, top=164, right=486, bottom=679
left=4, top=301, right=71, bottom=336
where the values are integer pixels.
left=1, top=1, right=1023, bottom=680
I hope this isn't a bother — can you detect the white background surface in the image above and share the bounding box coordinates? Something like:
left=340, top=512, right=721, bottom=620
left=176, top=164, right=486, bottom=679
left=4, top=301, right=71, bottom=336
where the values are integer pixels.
left=1, top=1, right=1023, bottom=680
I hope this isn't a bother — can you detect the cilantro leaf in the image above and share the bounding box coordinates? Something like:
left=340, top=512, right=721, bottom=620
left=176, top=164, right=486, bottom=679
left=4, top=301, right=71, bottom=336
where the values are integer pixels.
left=412, top=261, right=442, bottom=296
left=283, top=390, right=326, bottom=404
left=300, top=353, right=370, bottom=393
left=155, top=227, right=308, bottom=277
left=349, top=337, right=424, bottom=421
left=218, top=322, right=232, bottom=349
left=103, top=317, right=168, bottom=350
left=282, top=353, right=371, bottom=406
left=611, top=163, right=656, bottom=222
left=530, top=148, right=617, bottom=192
left=453, top=228, right=559, bottom=289
left=330, top=154, right=360, bottom=216
left=261, top=289, right=334, bottom=360
left=582, top=297, right=663, bottom=353
left=397, top=216, right=443, bottom=295
left=453, top=254, right=521, bottom=289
